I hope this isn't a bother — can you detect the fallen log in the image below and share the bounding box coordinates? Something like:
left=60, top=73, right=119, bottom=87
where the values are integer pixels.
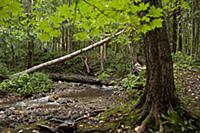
left=13, top=29, right=125, bottom=76
left=48, top=73, right=111, bottom=85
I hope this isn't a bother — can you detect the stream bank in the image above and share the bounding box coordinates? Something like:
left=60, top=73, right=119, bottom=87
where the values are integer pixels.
left=0, top=81, right=120, bottom=133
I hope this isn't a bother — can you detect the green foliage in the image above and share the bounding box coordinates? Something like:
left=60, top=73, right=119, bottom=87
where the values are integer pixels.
left=0, top=63, right=10, bottom=76
left=97, top=69, right=113, bottom=81
left=173, top=52, right=200, bottom=69
left=121, top=69, right=146, bottom=90
left=0, top=72, right=52, bottom=96
left=0, top=0, right=23, bottom=25
left=160, top=108, right=200, bottom=133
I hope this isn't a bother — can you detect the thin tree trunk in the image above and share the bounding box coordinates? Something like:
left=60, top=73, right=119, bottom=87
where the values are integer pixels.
left=67, top=27, right=72, bottom=53
left=13, top=29, right=125, bottom=76
left=178, top=22, right=182, bottom=51
left=66, top=0, right=72, bottom=53
left=27, top=39, right=34, bottom=68
left=103, top=43, right=106, bottom=60
left=61, top=26, right=65, bottom=52
left=191, top=0, right=200, bottom=60
left=24, top=0, right=34, bottom=68
left=128, top=44, right=138, bottom=72
left=100, top=45, right=105, bottom=72
left=172, top=1, right=178, bottom=53
left=11, top=44, right=16, bottom=69
left=82, top=56, right=90, bottom=74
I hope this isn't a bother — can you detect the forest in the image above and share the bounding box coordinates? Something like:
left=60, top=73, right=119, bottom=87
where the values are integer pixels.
left=0, top=0, right=200, bottom=133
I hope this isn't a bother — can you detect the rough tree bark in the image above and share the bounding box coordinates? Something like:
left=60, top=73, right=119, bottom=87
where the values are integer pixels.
left=191, top=0, right=200, bottom=60
left=13, top=30, right=125, bottom=76
left=135, top=0, right=179, bottom=132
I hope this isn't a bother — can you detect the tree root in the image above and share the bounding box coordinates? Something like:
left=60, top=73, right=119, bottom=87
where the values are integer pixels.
left=136, top=114, right=151, bottom=133
left=133, top=105, right=200, bottom=133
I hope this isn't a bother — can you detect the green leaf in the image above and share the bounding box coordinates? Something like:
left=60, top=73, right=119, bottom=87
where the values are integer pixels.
left=138, top=24, right=151, bottom=34
left=137, top=2, right=150, bottom=12
left=141, top=16, right=150, bottom=22
left=73, top=32, right=88, bottom=41
left=150, top=18, right=163, bottom=29
left=49, top=29, right=60, bottom=37
left=38, top=33, right=50, bottom=42
left=148, top=6, right=163, bottom=18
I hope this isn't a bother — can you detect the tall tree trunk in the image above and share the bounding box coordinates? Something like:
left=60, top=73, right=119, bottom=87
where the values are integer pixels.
left=128, top=44, right=138, bottom=73
left=178, top=22, right=182, bottom=51
left=61, top=26, right=66, bottom=52
left=66, top=27, right=72, bottom=53
left=24, top=0, right=34, bottom=68
left=172, top=8, right=178, bottom=53
left=100, top=45, right=105, bottom=72
left=27, top=39, right=34, bottom=68
left=11, top=44, right=16, bottom=69
left=136, top=0, right=179, bottom=132
left=66, top=0, right=73, bottom=53
left=191, top=0, right=200, bottom=60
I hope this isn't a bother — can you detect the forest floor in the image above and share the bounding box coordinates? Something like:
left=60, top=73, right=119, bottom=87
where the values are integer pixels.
left=176, top=68, right=200, bottom=110
left=0, top=68, right=200, bottom=133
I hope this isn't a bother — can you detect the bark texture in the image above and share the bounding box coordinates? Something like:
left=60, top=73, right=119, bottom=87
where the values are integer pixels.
left=191, top=0, right=200, bottom=60
left=143, top=25, right=178, bottom=115
left=172, top=6, right=178, bottom=53
left=136, top=0, right=179, bottom=132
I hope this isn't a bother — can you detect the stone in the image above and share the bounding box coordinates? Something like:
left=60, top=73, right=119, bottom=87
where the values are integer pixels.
left=16, top=101, right=26, bottom=107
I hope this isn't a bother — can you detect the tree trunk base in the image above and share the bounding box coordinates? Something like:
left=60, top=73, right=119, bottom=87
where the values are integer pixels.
left=133, top=101, right=200, bottom=133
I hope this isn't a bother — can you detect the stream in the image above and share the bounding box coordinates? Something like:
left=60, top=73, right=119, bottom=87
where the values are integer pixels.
left=0, top=82, right=118, bottom=133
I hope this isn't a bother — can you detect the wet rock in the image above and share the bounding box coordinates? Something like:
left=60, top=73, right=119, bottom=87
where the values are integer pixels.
left=9, top=107, right=15, bottom=110
left=45, top=102, right=60, bottom=106
left=101, top=85, right=113, bottom=90
left=0, top=111, right=6, bottom=119
left=36, top=96, right=50, bottom=103
left=16, top=101, right=26, bottom=107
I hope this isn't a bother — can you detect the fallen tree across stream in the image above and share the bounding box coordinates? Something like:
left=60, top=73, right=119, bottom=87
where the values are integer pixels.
left=13, top=29, right=125, bottom=76
left=48, top=73, right=112, bottom=85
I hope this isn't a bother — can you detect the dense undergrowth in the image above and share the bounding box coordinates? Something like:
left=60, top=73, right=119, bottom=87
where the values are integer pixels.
left=0, top=72, right=52, bottom=96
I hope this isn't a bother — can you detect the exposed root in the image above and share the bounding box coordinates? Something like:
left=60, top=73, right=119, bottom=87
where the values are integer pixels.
left=136, top=114, right=151, bottom=133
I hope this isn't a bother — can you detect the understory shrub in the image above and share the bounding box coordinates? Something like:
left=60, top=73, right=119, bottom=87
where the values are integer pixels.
left=173, top=52, right=200, bottom=69
left=0, top=63, right=10, bottom=76
left=0, top=72, right=52, bottom=95
left=121, top=69, right=145, bottom=90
